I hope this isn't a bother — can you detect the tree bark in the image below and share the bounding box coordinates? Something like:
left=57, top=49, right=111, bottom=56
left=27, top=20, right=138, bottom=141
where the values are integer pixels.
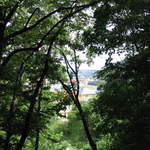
left=0, top=23, right=5, bottom=60
left=75, top=100, right=97, bottom=150
left=4, top=96, right=16, bottom=150
left=61, top=47, right=98, bottom=150
left=16, top=58, right=48, bottom=150
left=16, top=101, right=36, bottom=150
left=4, top=132, right=12, bottom=150
left=4, top=62, right=24, bottom=150
left=16, top=33, right=54, bottom=150
left=34, top=128, right=40, bottom=150
left=34, top=91, right=42, bottom=150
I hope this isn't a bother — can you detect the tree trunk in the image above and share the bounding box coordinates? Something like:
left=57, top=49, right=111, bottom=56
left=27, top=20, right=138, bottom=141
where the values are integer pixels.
left=60, top=47, right=98, bottom=150
left=16, top=101, right=36, bottom=150
left=34, top=91, right=41, bottom=150
left=4, top=62, right=24, bottom=150
left=34, top=128, right=40, bottom=150
left=0, top=24, right=5, bottom=58
left=16, top=24, right=65, bottom=150
left=75, top=100, right=97, bottom=150
left=4, top=90, right=17, bottom=150
left=16, top=48, right=49, bottom=150
left=4, top=96, right=15, bottom=150
left=4, top=132, right=12, bottom=150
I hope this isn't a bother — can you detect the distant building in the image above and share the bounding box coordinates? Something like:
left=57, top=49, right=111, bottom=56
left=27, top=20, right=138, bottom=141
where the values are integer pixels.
left=50, top=70, right=104, bottom=105
left=79, top=87, right=98, bottom=101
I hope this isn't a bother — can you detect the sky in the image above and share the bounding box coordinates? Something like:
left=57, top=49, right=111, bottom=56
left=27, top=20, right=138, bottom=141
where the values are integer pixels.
left=79, top=53, right=126, bottom=70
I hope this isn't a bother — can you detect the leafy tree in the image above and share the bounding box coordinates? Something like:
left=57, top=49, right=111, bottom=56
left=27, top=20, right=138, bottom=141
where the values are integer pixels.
left=83, top=0, right=150, bottom=57
left=0, top=0, right=100, bottom=150
left=56, top=42, right=98, bottom=150
left=91, top=50, right=150, bottom=150
left=81, top=1, right=150, bottom=150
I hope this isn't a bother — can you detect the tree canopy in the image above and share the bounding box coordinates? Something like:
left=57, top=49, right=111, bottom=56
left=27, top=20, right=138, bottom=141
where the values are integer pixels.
left=0, top=0, right=150, bottom=150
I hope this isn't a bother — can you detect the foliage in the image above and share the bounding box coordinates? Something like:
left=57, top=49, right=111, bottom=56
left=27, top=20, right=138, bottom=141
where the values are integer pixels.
left=0, top=0, right=150, bottom=150
left=83, top=0, right=150, bottom=57
left=0, top=0, right=99, bottom=149
left=91, top=50, right=150, bottom=150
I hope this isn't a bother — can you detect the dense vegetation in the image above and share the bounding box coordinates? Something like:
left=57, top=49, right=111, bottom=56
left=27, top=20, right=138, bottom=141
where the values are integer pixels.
left=0, top=0, right=150, bottom=150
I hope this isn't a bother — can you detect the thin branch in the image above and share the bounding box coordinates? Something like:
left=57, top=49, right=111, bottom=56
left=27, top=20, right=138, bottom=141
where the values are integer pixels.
left=24, top=8, right=39, bottom=28
left=0, top=47, right=37, bottom=68
left=1, top=11, right=69, bottom=68
left=72, top=49, right=80, bottom=97
left=61, top=51, right=77, bottom=96
left=66, top=59, right=76, bottom=96
left=4, top=0, right=24, bottom=25
left=58, top=79, right=74, bottom=100
left=16, top=24, right=63, bottom=150
left=5, top=1, right=99, bottom=40
left=62, top=52, right=76, bottom=74
left=1, top=1, right=99, bottom=68
left=1, top=3, right=96, bottom=68
left=1, top=14, right=68, bottom=68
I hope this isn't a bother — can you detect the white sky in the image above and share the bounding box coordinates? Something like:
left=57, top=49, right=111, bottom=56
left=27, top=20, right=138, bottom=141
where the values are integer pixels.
left=79, top=53, right=126, bottom=70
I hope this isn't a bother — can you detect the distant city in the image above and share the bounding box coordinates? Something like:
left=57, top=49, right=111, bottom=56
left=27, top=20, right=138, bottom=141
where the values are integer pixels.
left=51, top=69, right=104, bottom=102
left=78, top=69, right=97, bottom=80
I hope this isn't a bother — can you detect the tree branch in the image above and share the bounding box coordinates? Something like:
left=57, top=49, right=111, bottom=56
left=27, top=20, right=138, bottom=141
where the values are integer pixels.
left=58, top=79, right=74, bottom=100
left=72, top=49, right=80, bottom=97
left=24, top=8, right=39, bottom=29
left=1, top=2, right=98, bottom=68
left=5, top=1, right=99, bottom=40
left=16, top=23, right=64, bottom=150
left=4, top=0, right=24, bottom=25
left=0, top=47, right=37, bottom=68
left=1, top=13, right=67, bottom=68
left=61, top=52, right=77, bottom=97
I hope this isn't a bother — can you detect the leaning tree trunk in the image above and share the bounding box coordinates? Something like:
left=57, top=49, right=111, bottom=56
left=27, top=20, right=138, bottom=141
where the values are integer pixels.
left=16, top=56, right=49, bottom=150
left=60, top=48, right=98, bottom=150
left=34, top=129, right=40, bottom=150
left=4, top=62, right=24, bottom=150
left=16, top=31, right=55, bottom=150
left=16, top=66, right=48, bottom=150
left=4, top=95, right=16, bottom=150
left=75, top=99, right=97, bottom=150
left=34, top=91, right=42, bottom=150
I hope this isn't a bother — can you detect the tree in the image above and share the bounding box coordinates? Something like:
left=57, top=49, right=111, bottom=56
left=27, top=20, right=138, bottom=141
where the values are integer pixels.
left=83, top=0, right=150, bottom=57
left=0, top=0, right=100, bottom=149
left=91, top=50, right=150, bottom=150
left=56, top=40, right=98, bottom=150
left=81, top=1, right=150, bottom=149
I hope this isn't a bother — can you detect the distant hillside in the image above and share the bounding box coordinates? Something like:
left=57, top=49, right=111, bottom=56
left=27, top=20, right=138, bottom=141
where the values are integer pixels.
left=78, top=70, right=97, bottom=79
